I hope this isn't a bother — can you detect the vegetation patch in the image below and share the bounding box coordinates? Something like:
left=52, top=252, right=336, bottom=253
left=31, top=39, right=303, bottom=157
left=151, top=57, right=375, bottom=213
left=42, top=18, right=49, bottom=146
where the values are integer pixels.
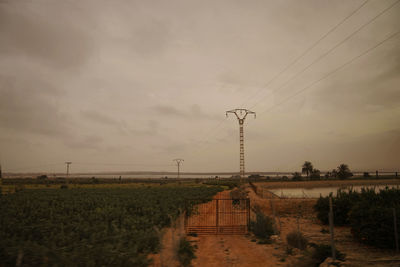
left=286, top=230, right=308, bottom=250
left=314, top=187, right=400, bottom=249
left=0, top=186, right=222, bottom=266
left=177, top=237, right=196, bottom=267
left=249, top=211, right=274, bottom=242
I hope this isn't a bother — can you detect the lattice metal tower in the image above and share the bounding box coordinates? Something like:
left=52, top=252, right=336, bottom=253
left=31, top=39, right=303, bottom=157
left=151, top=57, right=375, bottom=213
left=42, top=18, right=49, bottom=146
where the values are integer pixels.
left=226, top=109, right=256, bottom=183
left=173, top=159, right=184, bottom=179
left=65, top=162, right=72, bottom=183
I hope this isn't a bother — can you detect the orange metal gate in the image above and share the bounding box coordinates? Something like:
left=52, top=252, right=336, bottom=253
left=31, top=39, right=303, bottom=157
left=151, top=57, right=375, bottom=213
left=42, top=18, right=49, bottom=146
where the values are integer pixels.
left=185, top=199, right=250, bottom=235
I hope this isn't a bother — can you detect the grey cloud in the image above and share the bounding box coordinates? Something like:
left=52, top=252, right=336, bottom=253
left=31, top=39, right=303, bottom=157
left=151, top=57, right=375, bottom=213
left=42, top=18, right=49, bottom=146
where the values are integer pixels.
left=314, top=42, right=400, bottom=111
left=80, top=110, right=120, bottom=126
left=0, top=2, right=93, bottom=69
left=1, top=0, right=399, bottom=172
left=0, top=75, right=70, bottom=137
left=126, top=120, right=160, bottom=136
left=153, top=104, right=219, bottom=120
left=190, top=104, right=220, bottom=120
left=153, top=105, right=186, bottom=117
left=130, top=19, right=171, bottom=57
left=64, top=135, right=103, bottom=150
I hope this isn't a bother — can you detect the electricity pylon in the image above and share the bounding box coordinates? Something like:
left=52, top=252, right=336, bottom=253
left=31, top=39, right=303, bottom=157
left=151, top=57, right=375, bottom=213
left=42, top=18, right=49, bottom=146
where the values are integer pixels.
left=226, top=109, right=256, bottom=183
left=65, top=162, right=72, bottom=183
left=173, top=159, right=184, bottom=179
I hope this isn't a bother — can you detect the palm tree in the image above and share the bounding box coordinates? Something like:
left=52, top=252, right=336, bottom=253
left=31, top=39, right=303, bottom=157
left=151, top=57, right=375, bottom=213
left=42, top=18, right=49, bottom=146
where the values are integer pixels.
left=337, top=164, right=352, bottom=179
left=302, top=161, right=313, bottom=178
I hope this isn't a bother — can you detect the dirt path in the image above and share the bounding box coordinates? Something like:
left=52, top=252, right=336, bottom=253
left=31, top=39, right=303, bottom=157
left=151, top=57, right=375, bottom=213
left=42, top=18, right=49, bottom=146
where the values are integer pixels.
left=188, top=189, right=289, bottom=267
left=191, top=235, right=285, bottom=267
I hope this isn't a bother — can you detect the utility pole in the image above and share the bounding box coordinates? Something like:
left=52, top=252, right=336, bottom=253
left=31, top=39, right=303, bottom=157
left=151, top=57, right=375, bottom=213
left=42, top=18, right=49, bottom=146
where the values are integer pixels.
left=65, top=162, right=72, bottom=183
left=226, top=109, right=256, bottom=183
left=173, top=159, right=184, bottom=179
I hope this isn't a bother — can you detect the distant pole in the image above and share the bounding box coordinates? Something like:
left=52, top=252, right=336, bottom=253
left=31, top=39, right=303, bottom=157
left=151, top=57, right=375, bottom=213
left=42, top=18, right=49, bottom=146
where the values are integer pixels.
left=376, top=170, right=379, bottom=178
left=226, top=109, right=256, bottom=184
left=65, top=162, right=72, bottom=183
left=329, top=196, right=336, bottom=261
left=173, top=159, right=184, bottom=179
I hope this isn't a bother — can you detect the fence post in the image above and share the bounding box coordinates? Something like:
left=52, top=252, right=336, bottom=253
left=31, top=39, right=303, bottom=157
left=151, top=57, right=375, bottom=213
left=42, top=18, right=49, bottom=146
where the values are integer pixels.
left=216, top=199, right=219, bottom=235
left=329, top=196, right=336, bottom=261
left=247, top=199, right=250, bottom=232
left=393, top=208, right=399, bottom=253
left=270, top=198, right=278, bottom=234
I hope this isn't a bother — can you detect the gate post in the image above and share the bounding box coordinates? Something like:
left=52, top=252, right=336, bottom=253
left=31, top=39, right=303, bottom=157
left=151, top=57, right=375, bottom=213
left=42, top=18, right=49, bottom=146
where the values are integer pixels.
left=216, top=199, right=219, bottom=234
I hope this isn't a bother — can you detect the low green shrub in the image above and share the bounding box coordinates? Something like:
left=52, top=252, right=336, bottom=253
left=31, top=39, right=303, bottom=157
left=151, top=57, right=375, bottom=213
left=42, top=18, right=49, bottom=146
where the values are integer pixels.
left=250, top=212, right=274, bottom=241
left=314, top=187, right=400, bottom=249
left=177, top=237, right=196, bottom=267
left=314, top=189, right=360, bottom=225
left=350, top=203, right=400, bottom=249
left=286, top=231, right=308, bottom=250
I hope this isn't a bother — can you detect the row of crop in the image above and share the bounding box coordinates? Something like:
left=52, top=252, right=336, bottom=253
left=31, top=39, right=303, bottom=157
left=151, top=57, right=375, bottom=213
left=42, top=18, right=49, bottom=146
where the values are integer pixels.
left=314, top=187, right=400, bottom=249
left=0, top=186, right=222, bottom=266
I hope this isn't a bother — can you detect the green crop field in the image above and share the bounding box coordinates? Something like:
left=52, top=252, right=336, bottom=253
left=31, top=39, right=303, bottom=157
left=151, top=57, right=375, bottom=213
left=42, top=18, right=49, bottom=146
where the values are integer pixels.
left=0, top=186, right=223, bottom=266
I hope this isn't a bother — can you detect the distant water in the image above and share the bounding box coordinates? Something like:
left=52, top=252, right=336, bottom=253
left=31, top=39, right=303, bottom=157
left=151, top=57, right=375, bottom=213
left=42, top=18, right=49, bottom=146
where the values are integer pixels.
left=268, top=185, right=400, bottom=198
left=72, top=174, right=232, bottom=179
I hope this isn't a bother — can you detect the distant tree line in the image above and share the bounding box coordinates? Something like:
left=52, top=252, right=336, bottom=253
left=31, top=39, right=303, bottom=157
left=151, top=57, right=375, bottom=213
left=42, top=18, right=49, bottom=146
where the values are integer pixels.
left=292, top=161, right=353, bottom=181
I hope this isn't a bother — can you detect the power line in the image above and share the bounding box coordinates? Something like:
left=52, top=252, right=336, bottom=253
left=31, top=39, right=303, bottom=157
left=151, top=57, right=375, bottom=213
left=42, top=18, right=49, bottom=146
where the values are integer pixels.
left=249, top=0, right=400, bottom=110
left=73, top=162, right=175, bottom=167
left=187, top=0, right=387, bottom=156
left=190, top=28, right=400, bottom=160
left=239, top=0, right=370, bottom=108
left=260, top=30, right=400, bottom=114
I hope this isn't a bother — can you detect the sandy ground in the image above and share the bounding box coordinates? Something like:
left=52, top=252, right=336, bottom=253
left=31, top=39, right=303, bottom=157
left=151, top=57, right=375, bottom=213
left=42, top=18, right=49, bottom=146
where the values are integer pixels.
left=191, top=235, right=286, bottom=267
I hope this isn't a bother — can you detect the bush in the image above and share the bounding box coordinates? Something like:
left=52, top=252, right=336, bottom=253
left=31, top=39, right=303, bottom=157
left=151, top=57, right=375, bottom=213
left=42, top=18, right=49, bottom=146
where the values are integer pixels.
left=292, top=172, right=302, bottom=181
left=314, top=187, right=400, bottom=249
left=230, top=188, right=247, bottom=200
left=310, top=244, right=345, bottom=266
left=177, top=237, right=196, bottom=267
left=350, top=203, right=400, bottom=249
left=310, top=169, right=321, bottom=180
left=314, top=189, right=360, bottom=225
left=250, top=212, right=274, bottom=240
left=286, top=231, right=308, bottom=250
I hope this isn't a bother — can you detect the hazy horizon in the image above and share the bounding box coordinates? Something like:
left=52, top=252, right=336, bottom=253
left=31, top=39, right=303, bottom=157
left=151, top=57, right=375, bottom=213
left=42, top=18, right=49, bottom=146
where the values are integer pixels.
left=1, top=0, right=399, bottom=174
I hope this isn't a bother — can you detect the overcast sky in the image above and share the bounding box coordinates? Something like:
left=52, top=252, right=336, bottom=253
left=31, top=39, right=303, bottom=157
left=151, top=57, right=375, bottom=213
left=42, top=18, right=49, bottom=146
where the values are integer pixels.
left=0, top=0, right=399, bottom=174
